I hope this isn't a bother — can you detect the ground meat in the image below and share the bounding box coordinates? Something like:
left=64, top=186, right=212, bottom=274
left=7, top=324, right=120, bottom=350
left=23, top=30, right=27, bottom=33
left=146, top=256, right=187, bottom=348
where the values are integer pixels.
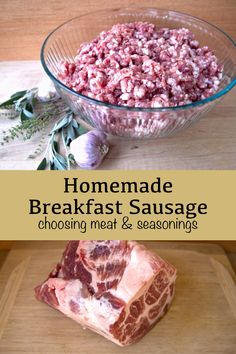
left=58, top=22, right=223, bottom=108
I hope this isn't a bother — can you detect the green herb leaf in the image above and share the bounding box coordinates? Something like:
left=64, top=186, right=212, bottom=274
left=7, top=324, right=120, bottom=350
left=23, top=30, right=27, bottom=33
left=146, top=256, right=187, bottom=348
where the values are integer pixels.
left=53, top=140, right=59, bottom=153
left=11, top=90, right=28, bottom=100
left=25, top=101, right=34, bottom=113
left=62, top=118, right=83, bottom=146
left=68, top=153, right=76, bottom=165
left=20, top=109, right=30, bottom=121
left=0, top=90, right=27, bottom=108
left=63, top=124, right=75, bottom=146
left=22, top=108, right=35, bottom=120
left=49, top=160, right=56, bottom=170
left=37, top=157, right=47, bottom=170
left=52, top=153, right=68, bottom=170
left=0, top=99, right=15, bottom=109
left=77, top=124, right=88, bottom=135
left=55, top=151, right=68, bottom=166
left=72, top=119, right=79, bottom=129
left=51, top=116, right=70, bottom=133
left=1, top=87, right=80, bottom=171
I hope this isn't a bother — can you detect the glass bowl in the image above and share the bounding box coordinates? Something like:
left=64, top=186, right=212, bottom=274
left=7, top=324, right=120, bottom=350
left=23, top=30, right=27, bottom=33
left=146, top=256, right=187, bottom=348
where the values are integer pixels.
left=41, top=8, right=236, bottom=138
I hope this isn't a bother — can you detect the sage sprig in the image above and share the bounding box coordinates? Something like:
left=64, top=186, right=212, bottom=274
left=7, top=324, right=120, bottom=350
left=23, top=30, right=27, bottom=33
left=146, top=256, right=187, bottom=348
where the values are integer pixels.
left=0, top=90, right=28, bottom=109
left=0, top=87, right=69, bottom=147
left=1, top=83, right=88, bottom=170
left=0, top=88, right=38, bottom=121
left=37, top=109, right=83, bottom=170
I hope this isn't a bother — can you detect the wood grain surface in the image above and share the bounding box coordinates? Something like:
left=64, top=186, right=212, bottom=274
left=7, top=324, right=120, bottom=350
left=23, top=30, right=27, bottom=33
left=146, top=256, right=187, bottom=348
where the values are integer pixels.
left=0, top=61, right=236, bottom=170
left=0, top=241, right=235, bottom=354
left=0, top=0, right=236, bottom=60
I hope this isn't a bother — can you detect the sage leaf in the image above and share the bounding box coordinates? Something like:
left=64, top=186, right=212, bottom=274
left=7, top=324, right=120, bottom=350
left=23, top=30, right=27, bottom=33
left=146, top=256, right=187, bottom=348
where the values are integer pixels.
left=0, top=90, right=27, bottom=108
left=20, top=110, right=28, bottom=121
left=72, top=119, right=79, bottom=129
left=54, top=151, right=68, bottom=166
left=37, top=157, right=47, bottom=170
left=53, top=154, right=68, bottom=170
left=68, top=153, right=76, bottom=165
left=0, top=99, right=16, bottom=109
left=51, top=116, right=70, bottom=133
left=22, top=108, right=35, bottom=119
left=78, top=124, right=88, bottom=135
left=64, top=124, right=75, bottom=146
left=11, top=90, right=28, bottom=100
left=53, top=140, right=59, bottom=153
left=49, top=161, right=56, bottom=170
left=20, top=109, right=32, bottom=121
left=25, top=101, right=34, bottom=113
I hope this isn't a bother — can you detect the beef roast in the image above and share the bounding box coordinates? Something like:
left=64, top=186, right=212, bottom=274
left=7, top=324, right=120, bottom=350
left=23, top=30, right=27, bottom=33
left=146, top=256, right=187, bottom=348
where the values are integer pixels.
left=35, top=241, right=177, bottom=346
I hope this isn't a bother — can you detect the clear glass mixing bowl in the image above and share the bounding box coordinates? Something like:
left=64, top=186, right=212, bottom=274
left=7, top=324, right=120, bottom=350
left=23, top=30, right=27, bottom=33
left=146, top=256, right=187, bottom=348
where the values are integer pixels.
left=41, top=8, right=236, bottom=138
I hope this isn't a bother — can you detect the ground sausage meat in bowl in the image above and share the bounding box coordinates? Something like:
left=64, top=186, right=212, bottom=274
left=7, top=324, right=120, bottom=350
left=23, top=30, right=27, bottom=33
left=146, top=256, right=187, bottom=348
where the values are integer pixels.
left=41, top=8, right=236, bottom=138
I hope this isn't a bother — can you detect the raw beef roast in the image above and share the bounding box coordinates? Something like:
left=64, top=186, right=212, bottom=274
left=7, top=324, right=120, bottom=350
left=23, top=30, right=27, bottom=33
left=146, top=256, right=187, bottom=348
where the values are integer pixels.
left=35, top=241, right=177, bottom=346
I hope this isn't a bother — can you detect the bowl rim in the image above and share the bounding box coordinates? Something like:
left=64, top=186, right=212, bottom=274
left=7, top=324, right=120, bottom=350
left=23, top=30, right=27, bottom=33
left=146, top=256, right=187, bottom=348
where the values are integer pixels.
left=41, top=7, right=236, bottom=112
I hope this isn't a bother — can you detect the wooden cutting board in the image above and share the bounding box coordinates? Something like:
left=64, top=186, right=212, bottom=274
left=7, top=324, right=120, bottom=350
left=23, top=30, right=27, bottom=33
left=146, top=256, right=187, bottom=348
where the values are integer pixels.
left=0, top=242, right=235, bottom=354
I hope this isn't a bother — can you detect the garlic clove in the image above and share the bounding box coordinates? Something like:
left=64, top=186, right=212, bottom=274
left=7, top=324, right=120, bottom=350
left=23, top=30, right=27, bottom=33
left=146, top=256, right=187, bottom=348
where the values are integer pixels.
left=37, top=76, right=60, bottom=102
left=70, top=130, right=109, bottom=170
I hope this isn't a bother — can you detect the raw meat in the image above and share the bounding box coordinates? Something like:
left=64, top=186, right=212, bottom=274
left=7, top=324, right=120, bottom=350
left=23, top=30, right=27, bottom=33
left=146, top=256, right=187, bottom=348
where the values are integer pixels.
left=58, top=22, right=223, bottom=108
left=35, top=241, right=177, bottom=346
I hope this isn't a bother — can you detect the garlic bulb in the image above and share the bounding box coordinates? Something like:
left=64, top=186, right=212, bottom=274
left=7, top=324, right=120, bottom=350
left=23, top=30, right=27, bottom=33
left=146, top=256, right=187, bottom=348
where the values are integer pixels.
left=70, top=130, right=109, bottom=169
left=37, top=76, right=60, bottom=102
